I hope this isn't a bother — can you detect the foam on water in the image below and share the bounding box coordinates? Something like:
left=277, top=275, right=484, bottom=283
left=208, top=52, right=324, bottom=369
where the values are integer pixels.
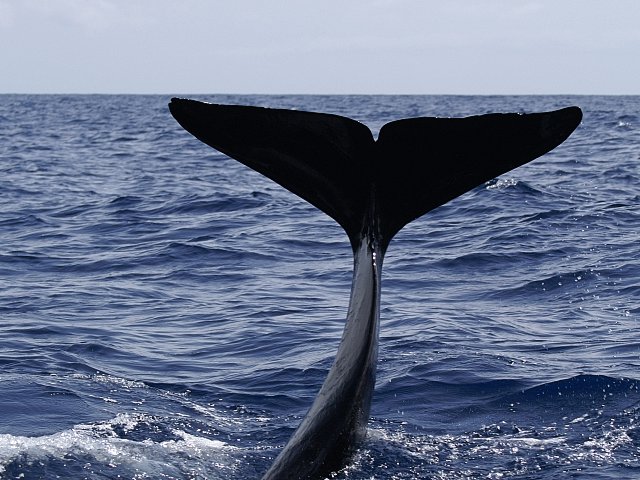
left=0, top=413, right=238, bottom=479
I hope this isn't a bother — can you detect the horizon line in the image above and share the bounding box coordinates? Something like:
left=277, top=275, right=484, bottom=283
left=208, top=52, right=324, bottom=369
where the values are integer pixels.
left=1, top=92, right=639, bottom=97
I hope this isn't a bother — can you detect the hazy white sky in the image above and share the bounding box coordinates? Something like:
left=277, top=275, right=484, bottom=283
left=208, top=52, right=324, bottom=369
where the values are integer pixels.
left=1, top=0, right=638, bottom=94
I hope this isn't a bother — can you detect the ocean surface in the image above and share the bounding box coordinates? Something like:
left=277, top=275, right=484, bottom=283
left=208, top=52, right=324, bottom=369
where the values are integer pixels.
left=0, top=94, right=638, bottom=479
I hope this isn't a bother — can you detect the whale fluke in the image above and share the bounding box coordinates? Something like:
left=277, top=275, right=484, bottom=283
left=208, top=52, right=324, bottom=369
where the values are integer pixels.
left=168, top=98, right=582, bottom=479
left=169, top=99, right=581, bottom=250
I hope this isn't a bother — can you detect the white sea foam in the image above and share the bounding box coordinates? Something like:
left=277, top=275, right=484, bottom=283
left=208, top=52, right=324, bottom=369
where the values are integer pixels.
left=0, top=413, right=235, bottom=476
left=485, top=178, right=519, bottom=190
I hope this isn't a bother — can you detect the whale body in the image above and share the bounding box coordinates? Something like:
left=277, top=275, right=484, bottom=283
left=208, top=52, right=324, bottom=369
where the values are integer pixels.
left=168, top=99, right=582, bottom=479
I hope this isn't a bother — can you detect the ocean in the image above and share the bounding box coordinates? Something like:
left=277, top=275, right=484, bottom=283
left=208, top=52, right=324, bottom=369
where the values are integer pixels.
left=0, top=94, right=638, bottom=479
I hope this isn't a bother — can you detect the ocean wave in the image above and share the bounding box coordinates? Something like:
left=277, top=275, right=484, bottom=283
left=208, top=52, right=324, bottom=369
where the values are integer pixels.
left=2, top=94, right=640, bottom=479
left=0, top=413, right=240, bottom=480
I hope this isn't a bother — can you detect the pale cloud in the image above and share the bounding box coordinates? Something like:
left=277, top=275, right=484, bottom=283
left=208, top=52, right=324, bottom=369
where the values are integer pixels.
left=0, top=0, right=638, bottom=93
left=5, top=0, right=157, bottom=32
left=18, top=0, right=117, bottom=31
left=0, top=0, right=15, bottom=28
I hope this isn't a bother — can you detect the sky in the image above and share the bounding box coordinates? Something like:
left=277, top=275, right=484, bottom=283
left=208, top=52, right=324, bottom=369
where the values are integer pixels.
left=1, top=0, right=638, bottom=94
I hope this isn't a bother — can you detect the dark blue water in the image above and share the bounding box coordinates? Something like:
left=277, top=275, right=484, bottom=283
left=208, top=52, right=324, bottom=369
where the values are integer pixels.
left=0, top=94, right=638, bottom=479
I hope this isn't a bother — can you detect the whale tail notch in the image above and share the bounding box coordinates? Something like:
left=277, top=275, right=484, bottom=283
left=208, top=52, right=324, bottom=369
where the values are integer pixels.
left=169, top=98, right=582, bottom=248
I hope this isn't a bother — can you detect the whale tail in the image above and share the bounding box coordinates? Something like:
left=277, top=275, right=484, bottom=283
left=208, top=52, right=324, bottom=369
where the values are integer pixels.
left=168, top=98, right=582, bottom=479
left=169, top=99, right=582, bottom=249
